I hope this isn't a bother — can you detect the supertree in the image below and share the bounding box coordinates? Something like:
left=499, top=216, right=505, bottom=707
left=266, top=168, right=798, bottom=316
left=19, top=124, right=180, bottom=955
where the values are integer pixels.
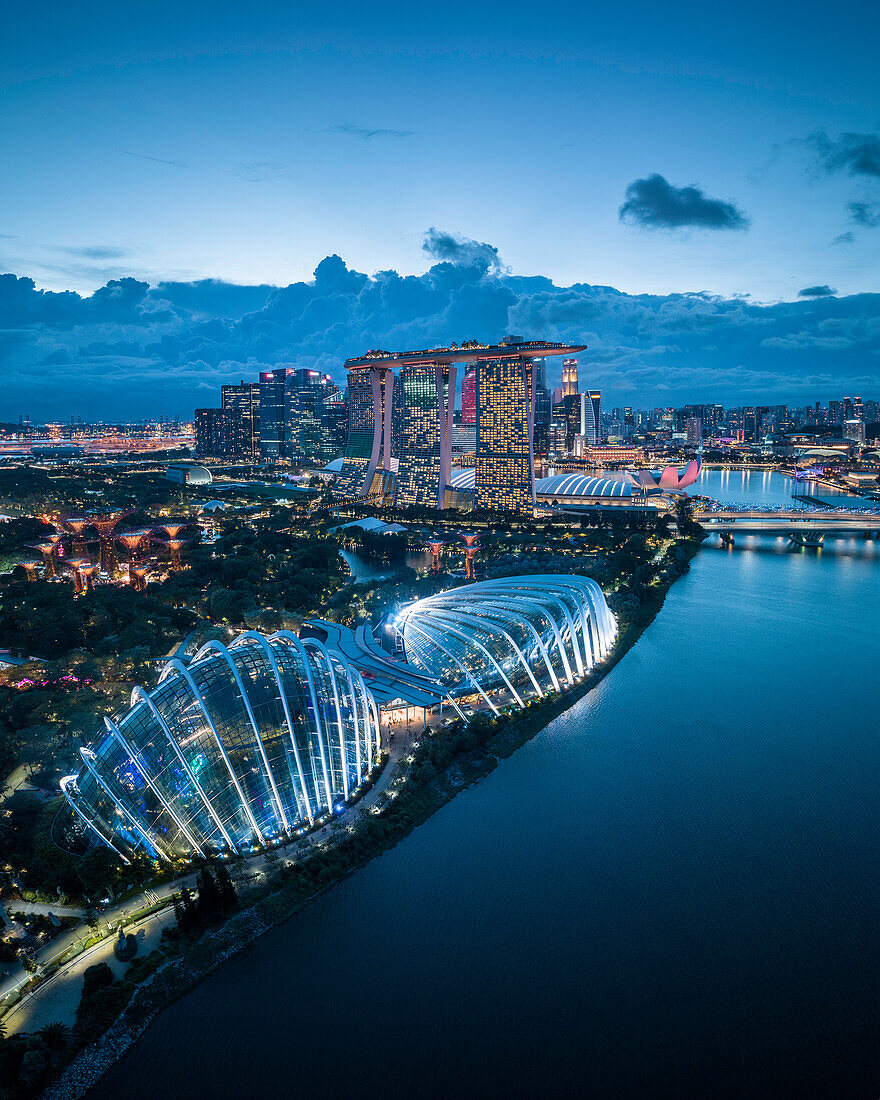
left=426, top=539, right=447, bottom=572
left=128, top=565, right=150, bottom=592
left=154, top=519, right=191, bottom=539
left=459, top=532, right=482, bottom=580
left=89, top=511, right=131, bottom=575
left=156, top=538, right=187, bottom=571
left=63, top=557, right=91, bottom=594
left=27, top=542, right=58, bottom=579
left=17, top=560, right=41, bottom=581
left=116, top=528, right=152, bottom=566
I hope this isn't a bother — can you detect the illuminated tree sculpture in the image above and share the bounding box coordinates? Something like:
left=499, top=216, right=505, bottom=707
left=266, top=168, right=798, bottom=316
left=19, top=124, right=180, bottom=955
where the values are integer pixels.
left=116, top=528, right=152, bottom=566
left=18, top=559, right=42, bottom=581
left=129, top=565, right=150, bottom=592
left=157, top=538, right=187, bottom=571
left=27, top=542, right=58, bottom=579
left=426, top=540, right=447, bottom=572
left=154, top=520, right=191, bottom=540
left=90, top=512, right=130, bottom=575
left=458, top=532, right=482, bottom=580
left=63, top=557, right=91, bottom=594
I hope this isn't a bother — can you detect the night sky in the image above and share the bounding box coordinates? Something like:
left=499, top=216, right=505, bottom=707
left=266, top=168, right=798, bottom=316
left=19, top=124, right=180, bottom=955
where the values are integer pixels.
left=1, top=0, right=878, bottom=418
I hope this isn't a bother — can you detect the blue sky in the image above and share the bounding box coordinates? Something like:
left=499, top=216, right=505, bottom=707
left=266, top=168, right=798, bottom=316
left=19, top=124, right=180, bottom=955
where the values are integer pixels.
left=1, top=0, right=878, bottom=417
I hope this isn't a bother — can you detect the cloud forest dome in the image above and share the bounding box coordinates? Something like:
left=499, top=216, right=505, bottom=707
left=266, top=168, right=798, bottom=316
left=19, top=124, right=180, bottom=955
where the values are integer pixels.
left=397, top=577, right=616, bottom=714
left=61, top=632, right=380, bottom=862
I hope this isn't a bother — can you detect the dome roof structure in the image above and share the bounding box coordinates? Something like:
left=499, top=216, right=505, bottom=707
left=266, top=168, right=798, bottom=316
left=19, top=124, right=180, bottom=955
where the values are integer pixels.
left=396, top=576, right=616, bottom=714
left=535, top=473, right=634, bottom=498
left=61, top=631, right=380, bottom=862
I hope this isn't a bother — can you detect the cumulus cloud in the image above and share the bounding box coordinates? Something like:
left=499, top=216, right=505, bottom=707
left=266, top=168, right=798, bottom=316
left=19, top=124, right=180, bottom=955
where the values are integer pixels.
left=809, top=130, right=880, bottom=178
left=619, top=174, right=750, bottom=231
left=1, top=236, right=878, bottom=420
left=421, top=228, right=506, bottom=274
left=798, top=285, right=836, bottom=298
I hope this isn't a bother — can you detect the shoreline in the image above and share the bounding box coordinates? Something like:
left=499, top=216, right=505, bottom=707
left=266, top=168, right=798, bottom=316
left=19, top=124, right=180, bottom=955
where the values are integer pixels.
left=41, top=539, right=701, bottom=1100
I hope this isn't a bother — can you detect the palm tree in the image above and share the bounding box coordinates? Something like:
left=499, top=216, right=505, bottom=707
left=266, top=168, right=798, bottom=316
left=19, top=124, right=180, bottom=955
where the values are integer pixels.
left=38, top=1021, right=70, bottom=1049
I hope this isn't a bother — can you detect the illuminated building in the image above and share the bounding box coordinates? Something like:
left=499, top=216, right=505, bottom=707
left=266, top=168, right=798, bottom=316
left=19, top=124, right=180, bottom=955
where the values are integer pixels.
left=334, top=366, right=394, bottom=500
left=259, top=368, right=293, bottom=460
left=462, top=368, right=477, bottom=425
left=60, top=630, right=381, bottom=859
left=562, top=358, right=579, bottom=398
left=285, top=369, right=339, bottom=460
left=335, top=340, right=584, bottom=510
left=395, top=361, right=455, bottom=509
left=475, top=355, right=536, bottom=514
left=397, top=576, right=616, bottom=713
left=580, top=390, right=602, bottom=446
left=221, top=381, right=261, bottom=460
left=195, top=408, right=229, bottom=458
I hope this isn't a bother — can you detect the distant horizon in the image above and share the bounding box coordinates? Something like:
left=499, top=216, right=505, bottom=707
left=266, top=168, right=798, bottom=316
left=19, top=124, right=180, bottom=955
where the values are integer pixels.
left=2, top=242, right=879, bottom=422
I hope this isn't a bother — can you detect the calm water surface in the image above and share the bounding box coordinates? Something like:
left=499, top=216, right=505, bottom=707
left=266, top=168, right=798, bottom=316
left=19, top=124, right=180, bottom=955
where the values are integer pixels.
left=93, top=501, right=880, bottom=1099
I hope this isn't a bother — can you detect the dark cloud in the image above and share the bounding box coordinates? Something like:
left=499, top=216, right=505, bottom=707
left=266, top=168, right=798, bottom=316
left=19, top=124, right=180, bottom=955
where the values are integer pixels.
left=809, top=130, right=880, bottom=178
left=848, top=201, right=880, bottom=227
left=328, top=125, right=417, bottom=140
left=833, top=231, right=856, bottom=245
left=421, top=228, right=506, bottom=274
left=121, top=150, right=190, bottom=169
left=798, top=285, right=837, bottom=298
left=619, top=174, right=750, bottom=231
left=1, top=237, right=878, bottom=420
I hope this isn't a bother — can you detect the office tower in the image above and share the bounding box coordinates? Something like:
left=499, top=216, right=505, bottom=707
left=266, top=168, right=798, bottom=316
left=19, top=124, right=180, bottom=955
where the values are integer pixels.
left=685, top=417, right=702, bottom=445
left=562, top=358, right=579, bottom=398
left=334, top=366, right=394, bottom=499
left=550, top=399, right=568, bottom=452
left=259, top=368, right=292, bottom=460
left=395, top=362, right=456, bottom=509
left=743, top=405, right=769, bottom=442
left=562, top=394, right=581, bottom=452
left=221, top=381, right=260, bottom=460
left=462, top=368, right=477, bottom=425
left=323, top=390, right=347, bottom=457
left=194, top=407, right=229, bottom=457
left=828, top=400, right=842, bottom=424
left=285, top=369, right=338, bottom=459
left=580, top=390, right=602, bottom=445
left=475, top=355, right=536, bottom=514
left=533, top=383, right=551, bottom=458
left=844, top=418, right=866, bottom=445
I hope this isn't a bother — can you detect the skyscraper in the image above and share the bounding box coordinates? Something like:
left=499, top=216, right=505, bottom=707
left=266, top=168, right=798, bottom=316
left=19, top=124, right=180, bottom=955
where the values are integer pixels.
left=333, top=366, right=394, bottom=499
left=259, top=368, right=292, bottom=460
left=221, top=381, right=260, bottom=460
left=562, top=358, right=579, bottom=398
left=580, top=390, right=602, bottom=445
left=194, top=407, right=229, bottom=457
left=395, top=362, right=455, bottom=509
left=461, top=368, right=477, bottom=425
left=475, top=355, right=536, bottom=514
left=285, top=369, right=338, bottom=460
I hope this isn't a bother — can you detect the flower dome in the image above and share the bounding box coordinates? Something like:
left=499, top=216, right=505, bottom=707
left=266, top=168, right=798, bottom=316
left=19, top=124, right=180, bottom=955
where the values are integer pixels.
left=61, top=631, right=380, bottom=862
left=396, top=576, right=616, bottom=713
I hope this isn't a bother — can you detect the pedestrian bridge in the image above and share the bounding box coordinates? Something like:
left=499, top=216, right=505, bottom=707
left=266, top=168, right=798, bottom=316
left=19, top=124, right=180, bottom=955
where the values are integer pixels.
left=694, top=508, right=880, bottom=545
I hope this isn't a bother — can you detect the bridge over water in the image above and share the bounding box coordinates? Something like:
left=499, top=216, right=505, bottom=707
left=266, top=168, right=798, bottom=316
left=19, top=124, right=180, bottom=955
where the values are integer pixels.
left=694, top=508, right=880, bottom=546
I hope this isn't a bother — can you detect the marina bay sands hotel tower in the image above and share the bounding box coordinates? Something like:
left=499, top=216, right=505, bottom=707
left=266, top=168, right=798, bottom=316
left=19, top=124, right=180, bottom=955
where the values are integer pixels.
left=334, top=337, right=585, bottom=513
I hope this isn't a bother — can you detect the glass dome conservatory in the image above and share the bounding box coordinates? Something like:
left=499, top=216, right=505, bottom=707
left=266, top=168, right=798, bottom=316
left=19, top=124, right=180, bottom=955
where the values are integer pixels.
left=61, top=631, right=380, bottom=862
left=396, top=576, right=616, bottom=714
